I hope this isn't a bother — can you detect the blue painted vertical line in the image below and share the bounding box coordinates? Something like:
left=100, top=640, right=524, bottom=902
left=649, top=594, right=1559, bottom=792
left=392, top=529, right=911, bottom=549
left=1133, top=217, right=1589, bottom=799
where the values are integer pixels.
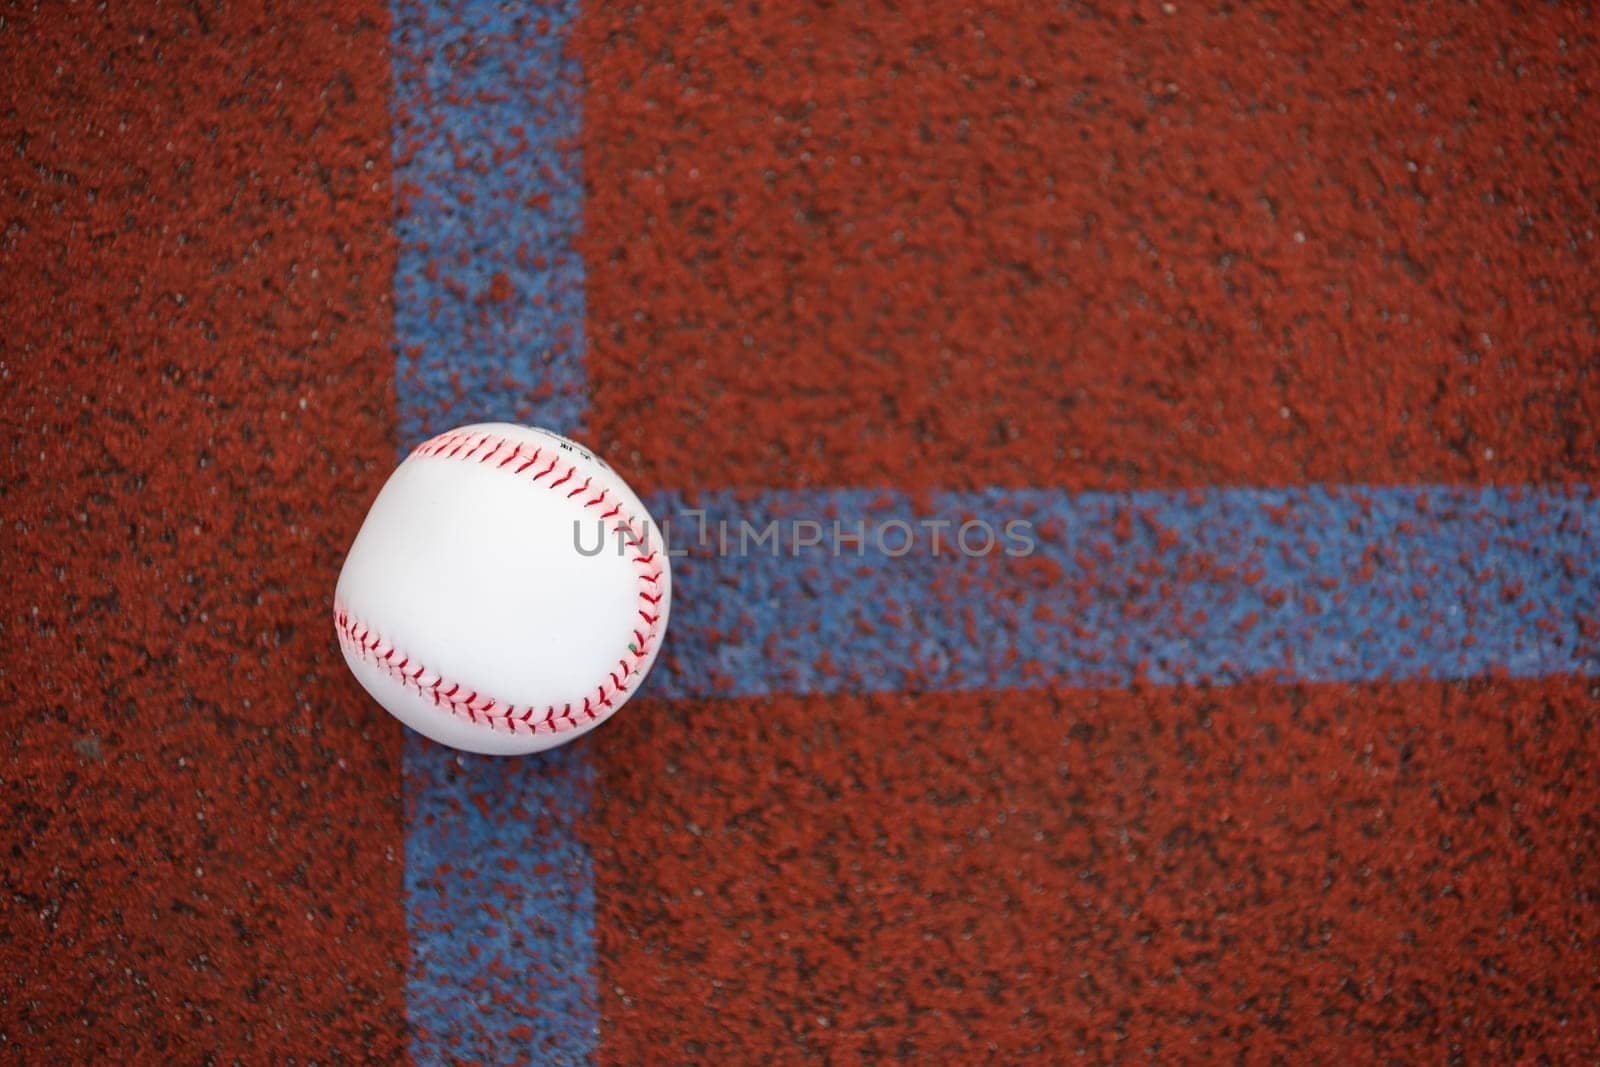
left=403, top=742, right=597, bottom=1063
left=389, top=0, right=595, bottom=1062
left=391, top=0, right=588, bottom=446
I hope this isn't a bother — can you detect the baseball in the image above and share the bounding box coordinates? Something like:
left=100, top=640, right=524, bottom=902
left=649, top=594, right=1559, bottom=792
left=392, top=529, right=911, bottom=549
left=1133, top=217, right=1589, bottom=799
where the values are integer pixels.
left=333, top=423, right=671, bottom=755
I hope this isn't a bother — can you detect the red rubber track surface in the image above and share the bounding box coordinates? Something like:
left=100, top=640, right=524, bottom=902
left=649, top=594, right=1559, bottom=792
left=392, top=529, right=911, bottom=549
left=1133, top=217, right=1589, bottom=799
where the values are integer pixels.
left=591, top=677, right=1599, bottom=1061
left=1, top=5, right=405, bottom=1059
left=581, top=2, right=1599, bottom=493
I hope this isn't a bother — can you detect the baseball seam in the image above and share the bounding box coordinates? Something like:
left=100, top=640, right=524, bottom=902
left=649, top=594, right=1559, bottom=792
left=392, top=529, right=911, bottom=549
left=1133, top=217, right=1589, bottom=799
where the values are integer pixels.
left=333, top=429, right=666, bottom=737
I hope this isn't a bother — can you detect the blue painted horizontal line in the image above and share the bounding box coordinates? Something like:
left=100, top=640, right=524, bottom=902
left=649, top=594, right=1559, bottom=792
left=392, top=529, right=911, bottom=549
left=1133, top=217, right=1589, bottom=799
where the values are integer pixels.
left=644, top=483, right=1599, bottom=699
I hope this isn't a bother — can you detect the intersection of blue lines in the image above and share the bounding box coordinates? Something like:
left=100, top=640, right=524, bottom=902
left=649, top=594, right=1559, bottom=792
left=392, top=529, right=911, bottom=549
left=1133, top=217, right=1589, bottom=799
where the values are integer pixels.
left=388, top=2, right=1599, bottom=1062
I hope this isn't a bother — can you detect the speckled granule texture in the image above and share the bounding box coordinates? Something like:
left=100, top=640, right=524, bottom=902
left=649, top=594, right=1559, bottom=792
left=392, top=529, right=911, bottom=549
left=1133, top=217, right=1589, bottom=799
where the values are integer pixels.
left=589, top=678, right=1600, bottom=1061
left=579, top=2, right=1600, bottom=493
left=1, top=4, right=407, bottom=1060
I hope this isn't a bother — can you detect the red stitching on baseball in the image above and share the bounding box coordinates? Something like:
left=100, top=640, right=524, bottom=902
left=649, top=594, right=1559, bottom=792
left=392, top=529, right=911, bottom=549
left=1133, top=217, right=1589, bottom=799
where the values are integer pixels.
left=334, top=430, right=666, bottom=737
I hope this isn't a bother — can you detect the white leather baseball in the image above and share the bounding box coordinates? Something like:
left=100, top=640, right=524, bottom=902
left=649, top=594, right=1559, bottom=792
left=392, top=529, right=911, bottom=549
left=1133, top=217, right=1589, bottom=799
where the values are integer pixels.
left=333, top=423, right=671, bottom=755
